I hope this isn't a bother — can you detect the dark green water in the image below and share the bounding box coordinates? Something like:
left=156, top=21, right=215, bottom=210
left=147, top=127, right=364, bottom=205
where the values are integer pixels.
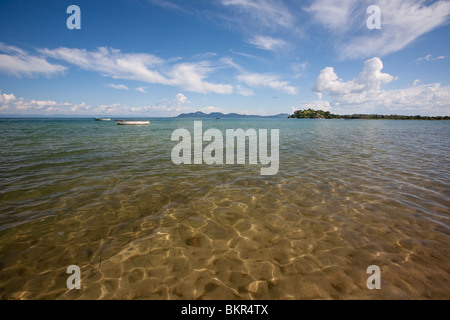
left=0, top=118, right=449, bottom=299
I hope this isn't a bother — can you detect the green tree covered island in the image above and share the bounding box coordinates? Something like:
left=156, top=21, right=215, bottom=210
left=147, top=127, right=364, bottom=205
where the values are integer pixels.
left=288, top=109, right=450, bottom=120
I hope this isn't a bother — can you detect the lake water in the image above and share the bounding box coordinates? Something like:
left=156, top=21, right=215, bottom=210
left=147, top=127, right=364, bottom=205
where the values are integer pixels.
left=0, top=118, right=449, bottom=299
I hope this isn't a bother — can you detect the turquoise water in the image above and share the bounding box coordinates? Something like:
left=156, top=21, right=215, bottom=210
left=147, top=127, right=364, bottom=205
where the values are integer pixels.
left=0, top=118, right=449, bottom=299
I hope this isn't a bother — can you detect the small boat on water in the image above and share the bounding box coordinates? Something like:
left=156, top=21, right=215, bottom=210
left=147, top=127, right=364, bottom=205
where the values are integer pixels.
left=94, top=117, right=111, bottom=121
left=115, top=120, right=150, bottom=125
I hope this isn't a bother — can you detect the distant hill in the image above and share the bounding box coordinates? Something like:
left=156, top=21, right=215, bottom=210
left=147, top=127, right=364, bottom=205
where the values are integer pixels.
left=176, top=111, right=290, bottom=119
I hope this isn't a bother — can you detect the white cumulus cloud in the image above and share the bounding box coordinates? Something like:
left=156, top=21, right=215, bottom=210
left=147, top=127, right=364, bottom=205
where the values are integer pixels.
left=311, top=57, right=450, bottom=115
left=0, top=89, right=68, bottom=113
left=0, top=89, right=198, bottom=116
left=173, top=93, right=187, bottom=105
left=313, top=57, right=394, bottom=95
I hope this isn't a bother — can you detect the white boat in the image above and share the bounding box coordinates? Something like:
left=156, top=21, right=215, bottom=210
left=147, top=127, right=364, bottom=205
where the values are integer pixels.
left=94, top=117, right=111, bottom=121
left=115, top=120, right=150, bottom=125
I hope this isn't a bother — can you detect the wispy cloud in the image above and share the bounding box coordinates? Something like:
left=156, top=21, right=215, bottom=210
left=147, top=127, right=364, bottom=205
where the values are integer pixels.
left=237, top=72, right=298, bottom=94
left=220, top=57, right=244, bottom=72
left=229, top=49, right=258, bottom=59
left=147, top=0, right=185, bottom=12
left=148, top=0, right=295, bottom=30
left=107, top=84, right=129, bottom=90
left=306, top=0, right=450, bottom=59
left=40, top=46, right=166, bottom=82
left=149, top=0, right=298, bottom=56
left=40, top=46, right=233, bottom=95
left=235, top=85, right=254, bottom=96
left=3, top=42, right=295, bottom=97
left=167, top=61, right=233, bottom=94
left=144, top=1, right=449, bottom=60
left=416, top=54, right=447, bottom=63
left=222, top=57, right=297, bottom=95
left=228, top=50, right=270, bottom=65
left=0, top=43, right=66, bottom=77
left=247, top=35, right=287, bottom=51
left=292, top=62, right=308, bottom=78
left=305, top=0, right=360, bottom=32
left=221, top=0, right=294, bottom=29
left=135, top=87, right=147, bottom=93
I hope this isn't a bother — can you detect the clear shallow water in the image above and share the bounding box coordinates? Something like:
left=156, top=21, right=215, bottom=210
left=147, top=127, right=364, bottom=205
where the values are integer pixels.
left=0, top=118, right=449, bottom=299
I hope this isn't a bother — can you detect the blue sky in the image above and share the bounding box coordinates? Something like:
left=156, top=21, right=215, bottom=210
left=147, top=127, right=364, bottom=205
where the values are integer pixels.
left=0, top=0, right=449, bottom=116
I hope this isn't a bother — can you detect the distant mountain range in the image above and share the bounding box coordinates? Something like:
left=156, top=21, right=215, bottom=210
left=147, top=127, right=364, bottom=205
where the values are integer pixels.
left=176, top=111, right=290, bottom=119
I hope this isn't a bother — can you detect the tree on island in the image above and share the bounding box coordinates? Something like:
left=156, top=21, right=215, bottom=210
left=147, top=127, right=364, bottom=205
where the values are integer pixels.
left=288, top=109, right=449, bottom=120
left=288, top=109, right=339, bottom=119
